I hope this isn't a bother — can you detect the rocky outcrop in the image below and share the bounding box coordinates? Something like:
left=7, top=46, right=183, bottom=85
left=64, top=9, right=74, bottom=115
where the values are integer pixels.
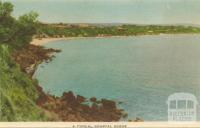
left=12, top=44, right=61, bottom=76
left=37, top=90, right=127, bottom=121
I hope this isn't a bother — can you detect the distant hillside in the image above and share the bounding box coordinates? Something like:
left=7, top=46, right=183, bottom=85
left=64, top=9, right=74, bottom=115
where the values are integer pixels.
left=36, top=23, right=200, bottom=38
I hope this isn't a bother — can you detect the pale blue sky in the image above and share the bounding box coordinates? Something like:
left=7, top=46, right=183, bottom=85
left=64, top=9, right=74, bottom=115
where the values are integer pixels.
left=5, top=0, right=200, bottom=24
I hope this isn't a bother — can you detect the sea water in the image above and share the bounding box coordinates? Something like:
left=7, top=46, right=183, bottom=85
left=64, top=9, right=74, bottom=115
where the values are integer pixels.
left=35, top=35, right=200, bottom=121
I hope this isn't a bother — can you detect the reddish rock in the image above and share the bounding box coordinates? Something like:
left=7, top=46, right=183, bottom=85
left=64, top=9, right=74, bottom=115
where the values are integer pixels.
left=12, top=44, right=60, bottom=76
left=134, top=117, right=144, bottom=122
left=90, top=97, right=97, bottom=102
left=101, top=99, right=117, bottom=110
left=91, top=103, right=98, bottom=110
left=77, top=95, right=86, bottom=103
left=61, top=91, right=76, bottom=103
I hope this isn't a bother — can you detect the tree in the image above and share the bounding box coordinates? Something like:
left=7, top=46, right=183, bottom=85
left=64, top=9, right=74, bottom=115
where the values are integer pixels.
left=0, top=1, right=39, bottom=48
left=0, top=1, right=15, bottom=43
left=15, top=11, right=39, bottom=47
left=0, top=1, right=14, bottom=17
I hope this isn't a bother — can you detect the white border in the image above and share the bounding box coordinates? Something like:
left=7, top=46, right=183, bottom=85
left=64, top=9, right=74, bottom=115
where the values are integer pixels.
left=0, top=122, right=200, bottom=128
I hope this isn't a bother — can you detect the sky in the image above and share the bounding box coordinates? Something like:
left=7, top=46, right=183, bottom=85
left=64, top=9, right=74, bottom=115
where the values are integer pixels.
left=4, top=0, right=200, bottom=25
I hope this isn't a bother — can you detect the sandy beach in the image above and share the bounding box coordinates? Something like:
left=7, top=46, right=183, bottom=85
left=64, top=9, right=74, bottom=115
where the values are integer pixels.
left=30, top=37, right=114, bottom=46
left=30, top=36, right=123, bottom=46
left=30, top=38, right=68, bottom=46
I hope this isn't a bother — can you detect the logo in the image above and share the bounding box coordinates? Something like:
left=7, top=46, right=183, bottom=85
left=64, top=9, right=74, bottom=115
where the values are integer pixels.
left=166, top=92, right=198, bottom=122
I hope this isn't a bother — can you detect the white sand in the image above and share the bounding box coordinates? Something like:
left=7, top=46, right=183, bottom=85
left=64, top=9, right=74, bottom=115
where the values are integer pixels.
left=30, top=38, right=68, bottom=46
left=30, top=36, right=124, bottom=46
left=30, top=36, right=116, bottom=46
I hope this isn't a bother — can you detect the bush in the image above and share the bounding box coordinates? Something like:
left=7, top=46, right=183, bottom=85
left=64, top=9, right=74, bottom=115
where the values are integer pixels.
left=0, top=1, right=38, bottom=48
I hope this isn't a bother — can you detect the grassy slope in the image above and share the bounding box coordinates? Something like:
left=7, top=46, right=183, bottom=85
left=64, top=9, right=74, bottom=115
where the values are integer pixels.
left=0, top=45, right=48, bottom=121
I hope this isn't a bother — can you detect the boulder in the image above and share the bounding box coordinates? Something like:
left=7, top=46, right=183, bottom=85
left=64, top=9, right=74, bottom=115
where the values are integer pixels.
left=90, top=97, right=97, bottom=102
left=61, top=91, right=76, bottom=104
left=101, top=99, right=117, bottom=110
left=134, top=117, right=144, bottom=122
left=77, top=95, right=86, bottom=103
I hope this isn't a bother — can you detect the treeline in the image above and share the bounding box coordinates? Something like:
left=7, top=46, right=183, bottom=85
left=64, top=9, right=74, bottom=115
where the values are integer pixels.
left=37, top=23, right=200, bottom=38
left=0, top=1, right=38, bottom=48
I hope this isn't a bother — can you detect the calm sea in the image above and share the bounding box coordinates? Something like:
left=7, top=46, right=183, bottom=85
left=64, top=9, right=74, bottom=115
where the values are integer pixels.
left=35, top=35, right=200, bottom=121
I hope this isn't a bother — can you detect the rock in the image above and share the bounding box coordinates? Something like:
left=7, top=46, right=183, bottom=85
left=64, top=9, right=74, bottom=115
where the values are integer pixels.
left=122, top=113, right=128, bottom=118
left=36, top=85, right=49, bottom=105
left=25, top=63, right=36, bottom=75
left=81, top=104, right=90, bottom=113
left=118, top=101, right=123, bottom=104
left=101, top=99, right=117, bottom=110
left=61, top=91, right=79, bottom=108
left=91, top=103, right=99, bottom=110
left=66, top=114, right=77, bottom=121
left=134, top=117, right=144, bottom=122
left=61, top=91, right=76, bottom=103
left=77, top=95, right=86, bottom=103
left=90, top=97, right=97, bottom=102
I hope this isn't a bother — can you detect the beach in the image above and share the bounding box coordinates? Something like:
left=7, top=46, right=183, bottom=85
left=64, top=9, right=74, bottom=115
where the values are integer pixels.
left=30, top=37, right=118, bottom=46
left=30, top=37, right=112, bottom=46
left=30, top=38, right=68, bottom=46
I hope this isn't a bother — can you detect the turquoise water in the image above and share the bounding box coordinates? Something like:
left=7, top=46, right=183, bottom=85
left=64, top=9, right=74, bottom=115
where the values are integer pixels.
left=7, top=0, right=200, bottom=25
left=35, top=35, right=200, bottom=121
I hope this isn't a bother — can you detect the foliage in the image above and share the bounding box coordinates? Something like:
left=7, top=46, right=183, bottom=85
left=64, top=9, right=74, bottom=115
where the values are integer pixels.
left=0, top=1, right=38, bottom=48
left=0, top=1, right=13, bottom=17
left=37, top=24, right=200, bottom=38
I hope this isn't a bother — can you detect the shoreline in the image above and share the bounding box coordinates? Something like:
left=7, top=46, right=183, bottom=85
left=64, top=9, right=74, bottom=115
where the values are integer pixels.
left=30, top=36, right=131, bottom=46
left=31, top=33, right=200, bottom=46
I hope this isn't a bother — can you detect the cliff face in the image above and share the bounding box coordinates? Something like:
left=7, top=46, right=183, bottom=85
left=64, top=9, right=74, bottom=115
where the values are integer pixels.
left=1, top=44, right=126, bottom=121
left=12, top=45, right=61, bottom=76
